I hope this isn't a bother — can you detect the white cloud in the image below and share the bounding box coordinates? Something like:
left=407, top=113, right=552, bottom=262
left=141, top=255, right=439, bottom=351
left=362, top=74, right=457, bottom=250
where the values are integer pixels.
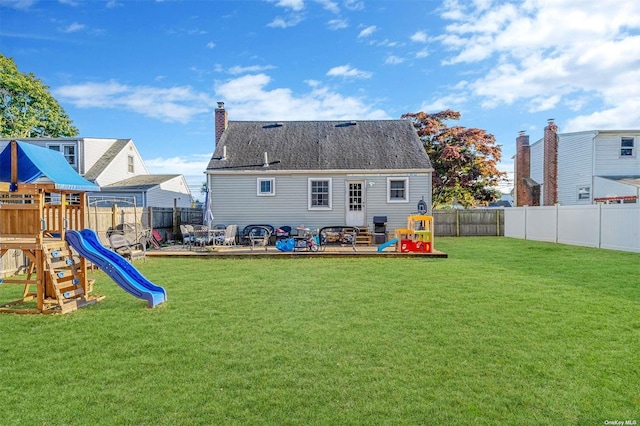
left=214, top=73, right=389, bottom=120
left=385, top=55, right=404, bottom=65
left=266, top=0, right=304, bottom=11
left=436, top=0, right=640, bottom=130
left=228, top=64, right=277, bottom=75
left=419, top=94, right=467, bottom=113
left=267, top=15, right=303, bottom=28
left=326, top=64, right=372, bottom=79
left=358, top=25, right=376, bottom=38
left=146, top=154, right=212, bottom=176
left=206, top=41, right=216, bottom=49
left=54, top=81, right=212, bottom=123
left=62, top=22, right=86, bottom=33
left=315, top=0, right=339, bottom=13
left=327, top=18, right=348, bottom=30
left=415, top=48, right=429, bottom=59
left=410, top=30, right=427, bottom=43
left=0, top=0, right=36, bottom=9
left=343, top=0, right=363, bottom=11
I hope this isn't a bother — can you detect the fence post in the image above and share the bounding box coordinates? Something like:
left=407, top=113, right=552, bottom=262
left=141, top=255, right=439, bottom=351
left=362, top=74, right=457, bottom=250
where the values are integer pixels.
left=111, top=204, right=117, bottom=230
left=455, top=209, right=460, bottom=237
left=173, top=198, right=179, bottom=238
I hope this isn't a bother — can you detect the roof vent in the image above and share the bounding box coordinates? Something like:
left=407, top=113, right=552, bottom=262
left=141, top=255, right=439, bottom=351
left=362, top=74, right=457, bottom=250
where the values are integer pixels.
left=212, top=145, right=227, bottom=160
left=335, top=121, right=358, bottom=128
left=263, top=152, right=269, bottom=168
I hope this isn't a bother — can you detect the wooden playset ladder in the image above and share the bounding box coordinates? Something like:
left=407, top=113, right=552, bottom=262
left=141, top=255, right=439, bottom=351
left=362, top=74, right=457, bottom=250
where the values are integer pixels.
left=41, top=242, right=90, bottom=314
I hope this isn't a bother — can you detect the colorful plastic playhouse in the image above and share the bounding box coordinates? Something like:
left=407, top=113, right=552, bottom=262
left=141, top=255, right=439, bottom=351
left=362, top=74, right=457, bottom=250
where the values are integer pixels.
left=394, top=215, right=434, bottom=253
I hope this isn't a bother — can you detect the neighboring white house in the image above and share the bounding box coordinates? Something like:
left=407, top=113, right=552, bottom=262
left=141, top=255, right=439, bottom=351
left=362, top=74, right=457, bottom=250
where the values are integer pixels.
left=514, top=120, right=640, bottom=206
left=96, top=174, right=191, bottom=208
left=0, top=138, right=192, bottom=207
left=205, top=102, right=434, bottom=233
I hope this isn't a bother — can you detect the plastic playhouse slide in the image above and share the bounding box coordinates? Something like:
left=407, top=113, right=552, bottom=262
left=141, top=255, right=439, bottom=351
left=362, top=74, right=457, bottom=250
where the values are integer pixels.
left=377, top=237, right=398, bottom=252
left=66, top=229, right=167, bottom=308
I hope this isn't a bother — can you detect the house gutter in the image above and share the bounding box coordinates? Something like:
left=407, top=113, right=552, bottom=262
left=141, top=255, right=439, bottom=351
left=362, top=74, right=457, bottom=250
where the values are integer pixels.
left=205, top=168, right=434, bottom=176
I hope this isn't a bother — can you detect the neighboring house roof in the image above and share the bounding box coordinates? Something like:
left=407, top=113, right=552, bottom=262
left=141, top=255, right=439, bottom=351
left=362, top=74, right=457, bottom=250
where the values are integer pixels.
left=207, top=120, right=432, bottom=172
left=488, top=200, right=513, bottom=208
left=599, top=175, right=640, bottom=188
left=84, top=139, right=130, bottom=181
left=0, top=141, right=99, bottom=191
left=100, top=174, right=182, bottom=191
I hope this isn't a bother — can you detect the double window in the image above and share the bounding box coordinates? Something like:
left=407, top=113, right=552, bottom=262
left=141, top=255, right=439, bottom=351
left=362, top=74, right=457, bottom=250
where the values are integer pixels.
left=577, top=186, right=591, bottom=201
left=47, top=144, right=76, bottom=167
left=308, top=178, right=332, bottom=209
left=387, top=177, right=409, bottom=203
left=257, top=178, right=275, bottom=196
left=621, top=137, right=635, bottom=157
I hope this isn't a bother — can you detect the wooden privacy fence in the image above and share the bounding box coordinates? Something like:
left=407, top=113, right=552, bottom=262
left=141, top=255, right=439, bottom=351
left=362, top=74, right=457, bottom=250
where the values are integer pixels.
left=433, top=209, right=504, bottom=237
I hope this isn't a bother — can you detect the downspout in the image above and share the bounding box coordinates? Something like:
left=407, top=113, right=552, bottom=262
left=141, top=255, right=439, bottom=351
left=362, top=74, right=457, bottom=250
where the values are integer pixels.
left=591, top=131, right=599, bottom=203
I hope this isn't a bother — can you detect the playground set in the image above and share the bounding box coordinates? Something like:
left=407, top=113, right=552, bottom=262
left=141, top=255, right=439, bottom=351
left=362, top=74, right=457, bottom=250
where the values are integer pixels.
left=377, top=215, right=434, bottom=253
left=0, top=140, right=166, bottom=314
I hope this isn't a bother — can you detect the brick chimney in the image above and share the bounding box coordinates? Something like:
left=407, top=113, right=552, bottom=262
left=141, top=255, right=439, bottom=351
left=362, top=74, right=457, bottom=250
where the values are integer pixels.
left=543, top=119, right=558, bottom=205
left=515, top=130, right=530, bottom=206
left=214, top=101, right=228, bottom=146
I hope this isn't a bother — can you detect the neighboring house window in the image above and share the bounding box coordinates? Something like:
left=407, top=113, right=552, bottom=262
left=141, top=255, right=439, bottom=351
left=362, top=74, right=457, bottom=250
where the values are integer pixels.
left=577, top=186, right=591, bottom=201
left=308, top=178, right=332, bottom=209
left=620, top=137, right=635, bottom=157
left=48, top=144, right=76, bottom=167
left=387, top=177, right=409, bottom=203
left=257, top=178, right=275, bottom=196
left=128, top=155, right=135, bottom=173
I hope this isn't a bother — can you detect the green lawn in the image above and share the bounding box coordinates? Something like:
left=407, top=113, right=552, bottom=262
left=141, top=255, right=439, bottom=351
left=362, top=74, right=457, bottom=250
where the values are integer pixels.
left=0, top=237, right=638, bottom=425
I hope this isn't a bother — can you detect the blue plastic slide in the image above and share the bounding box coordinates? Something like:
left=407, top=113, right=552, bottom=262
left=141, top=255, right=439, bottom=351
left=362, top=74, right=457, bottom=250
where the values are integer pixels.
left=377, top=237, right=398, bottom=252
left=66, top=229, right=167, bottom=308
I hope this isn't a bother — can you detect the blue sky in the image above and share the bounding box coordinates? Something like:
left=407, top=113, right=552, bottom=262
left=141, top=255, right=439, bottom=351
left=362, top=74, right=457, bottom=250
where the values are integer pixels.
left=2, top=0, right=640, bottom=199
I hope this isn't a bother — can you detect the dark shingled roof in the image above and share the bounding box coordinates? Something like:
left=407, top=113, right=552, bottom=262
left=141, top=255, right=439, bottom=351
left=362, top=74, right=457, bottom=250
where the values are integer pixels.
left=206, top=120, right=432, bottom=171
left=101, top=174, right=181, bottom=191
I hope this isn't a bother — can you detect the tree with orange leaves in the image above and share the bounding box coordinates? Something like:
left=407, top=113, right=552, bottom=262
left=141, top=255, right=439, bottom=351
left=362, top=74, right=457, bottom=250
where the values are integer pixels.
left=402, top=110, right=506, bottom=208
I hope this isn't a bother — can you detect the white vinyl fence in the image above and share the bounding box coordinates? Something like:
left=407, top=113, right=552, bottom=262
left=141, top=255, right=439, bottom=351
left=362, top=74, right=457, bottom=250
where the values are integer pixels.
left=505, top=204, right=640, bottom=253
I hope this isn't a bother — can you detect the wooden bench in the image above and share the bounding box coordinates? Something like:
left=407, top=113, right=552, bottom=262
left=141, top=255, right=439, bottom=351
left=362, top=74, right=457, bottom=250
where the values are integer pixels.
left=108, top=234, right=146, bottom=262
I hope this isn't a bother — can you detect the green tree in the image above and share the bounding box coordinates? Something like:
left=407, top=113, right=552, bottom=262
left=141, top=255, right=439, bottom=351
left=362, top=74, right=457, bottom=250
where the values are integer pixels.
left=1, top=54, right=78, bottom=138
left=402, top=110, right=506, bottom=208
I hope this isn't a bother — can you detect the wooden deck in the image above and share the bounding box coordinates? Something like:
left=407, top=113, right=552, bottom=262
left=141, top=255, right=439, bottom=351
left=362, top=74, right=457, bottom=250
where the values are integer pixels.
left=145, top=244, right=448, bottom=258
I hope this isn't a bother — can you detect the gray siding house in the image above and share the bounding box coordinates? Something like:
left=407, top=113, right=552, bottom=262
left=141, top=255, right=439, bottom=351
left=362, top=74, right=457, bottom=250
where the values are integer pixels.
left=515, top=120, right=640, bottom=206
left=205, top=102, right=434, bottom=234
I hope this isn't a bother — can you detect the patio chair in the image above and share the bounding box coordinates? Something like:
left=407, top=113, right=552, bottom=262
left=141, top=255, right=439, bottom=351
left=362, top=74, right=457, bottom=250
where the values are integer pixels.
left=108, top=233, right=146, bottom=262
left=248, top=226, right=272, bottom=252
left=275, top=226, right=292, bottom=240
left=222, top=224, right=238, bottom=246
left=180, top=224, right=195, bottom=249
left=210, top=224, right=227, bottom=245
left=193, top=225, right=212, bottom=250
